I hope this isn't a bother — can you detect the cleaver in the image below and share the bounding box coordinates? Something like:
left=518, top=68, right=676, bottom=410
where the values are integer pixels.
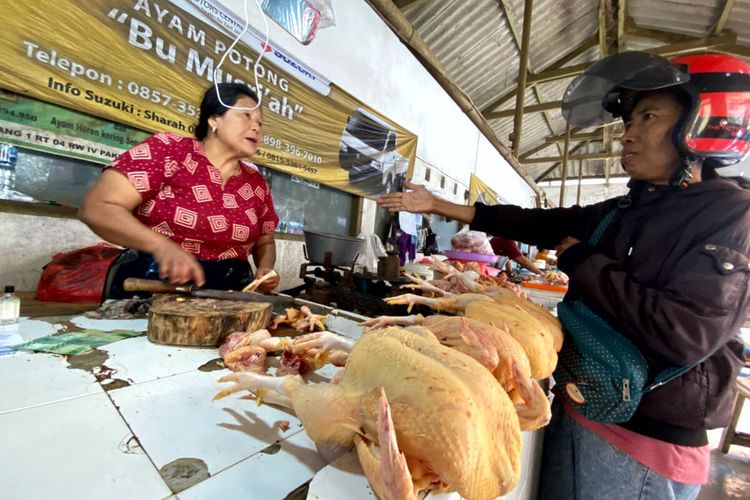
left=123, top=278, right=288, bottom=305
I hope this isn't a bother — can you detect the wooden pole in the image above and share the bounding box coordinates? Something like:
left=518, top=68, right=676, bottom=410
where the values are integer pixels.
left=576, top=159, right=583, bottom=205
left=511, top=0, right=534, bottom=157
left=559, top=123, right=571, bottom=207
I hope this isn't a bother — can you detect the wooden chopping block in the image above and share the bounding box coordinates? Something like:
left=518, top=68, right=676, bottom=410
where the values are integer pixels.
left=147, top=294, right=272, bottom=346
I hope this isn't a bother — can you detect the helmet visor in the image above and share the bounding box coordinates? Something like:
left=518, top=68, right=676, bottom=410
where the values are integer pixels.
left=562, top=52, right=690, bottom=127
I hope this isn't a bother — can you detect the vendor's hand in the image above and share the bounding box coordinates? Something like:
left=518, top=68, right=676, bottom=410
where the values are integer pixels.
left=255, top=267, right=279, bottom=293
left=152, top=239, right=205, bottom=287
left=377, top=180, right=434, bottom=214
left=556, top=237, right=581, bottom=256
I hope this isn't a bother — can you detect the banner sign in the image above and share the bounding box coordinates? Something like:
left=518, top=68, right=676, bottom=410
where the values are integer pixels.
left=0, top=0, right=417, bottom=197
left=0, top=91, right=149, bottom=163
left=469, top=174, right=509, bottom=205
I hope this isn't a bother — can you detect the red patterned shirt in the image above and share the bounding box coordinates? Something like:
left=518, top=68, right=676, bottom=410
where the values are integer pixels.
left=107, top=132, right=278, bottom=260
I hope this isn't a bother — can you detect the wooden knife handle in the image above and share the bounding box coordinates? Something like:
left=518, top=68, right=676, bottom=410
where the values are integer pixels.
left=123, top=278, right=191, bottom=293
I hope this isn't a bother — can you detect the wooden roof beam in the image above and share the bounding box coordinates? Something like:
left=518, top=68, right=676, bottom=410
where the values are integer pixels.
left=392, top=0, right=429, bottom=12
left=522, top=151, right=620, bottom=163
left=543, top=131, right=611, bottom=144
left=712, top=0, right=736, bottom=35
left=720, top=44, right=750, bottom=58
left=367, top=0, right=545, bottom=196
left=600, top=0, right=619, bottom=186
left=616, top=0, right=627, bottom=52
left=486, top=100, right=562, bottom=119
left=534, top=141, right=590, bottom=182
left=527, top=32, right=737, bottom=84
left=480, top=36, right=597, bottom=115
left=511, top=0, right=535, bottom=156
left=624, top=19, right=694, bottom=44
left=498, top=0, right=564, bottom=156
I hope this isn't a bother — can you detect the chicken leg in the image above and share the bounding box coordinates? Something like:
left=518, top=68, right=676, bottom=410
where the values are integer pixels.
left=354, top=388, right=417, bottom=500
left=384, top=293, right=491, bottom=314
left=215, top=327, right=522, bottom=500
left=511, top=362, right=552, bottom=431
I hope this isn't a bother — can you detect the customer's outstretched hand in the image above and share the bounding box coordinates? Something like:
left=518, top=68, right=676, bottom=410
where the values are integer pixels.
left=377, top=180, right=435, bottom=214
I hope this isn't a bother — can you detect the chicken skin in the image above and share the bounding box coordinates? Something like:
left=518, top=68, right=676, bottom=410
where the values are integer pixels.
left=215, top=327, right=521, bottom=500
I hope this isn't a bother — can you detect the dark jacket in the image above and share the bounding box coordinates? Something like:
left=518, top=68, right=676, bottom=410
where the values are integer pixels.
left=471, top=178, right=750, bottom=446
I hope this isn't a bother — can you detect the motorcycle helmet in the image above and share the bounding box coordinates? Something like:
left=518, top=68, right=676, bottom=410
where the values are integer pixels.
left=561, top=51, right=750, bottom=183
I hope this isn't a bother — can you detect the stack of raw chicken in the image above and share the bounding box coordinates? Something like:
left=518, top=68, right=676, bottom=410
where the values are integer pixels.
left=215, top=258, right=563, bottom=500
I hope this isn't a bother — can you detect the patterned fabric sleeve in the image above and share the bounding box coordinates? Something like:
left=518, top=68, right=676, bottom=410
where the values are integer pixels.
left=259, top=180, right=279, bottom=236
left=106, top=133, right=170, bottom=200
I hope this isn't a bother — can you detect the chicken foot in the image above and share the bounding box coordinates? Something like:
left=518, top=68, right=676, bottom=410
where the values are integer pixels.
left=401, top=274, right=454, bottom=297
left=295, top=305, right=327, bottom=332
left=291, top=331, right=353, bottom=366
left=270, top=306, right=327, bottom=333
left=242, top=269, right=279, bottom=292
left=214, top=371, right=295, bottom=407
left=384, top=293, right=491, bottom=314
left=359, top=314, right=425, bottom=333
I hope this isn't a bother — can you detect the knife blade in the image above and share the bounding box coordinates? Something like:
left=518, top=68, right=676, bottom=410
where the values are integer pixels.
left=123, top=278, right=289, bottom=305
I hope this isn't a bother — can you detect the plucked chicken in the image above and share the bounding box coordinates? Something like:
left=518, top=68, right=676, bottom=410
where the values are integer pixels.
left=215, top=327, right=522, bottom=500
left=360, top=314, right=550, bottom=431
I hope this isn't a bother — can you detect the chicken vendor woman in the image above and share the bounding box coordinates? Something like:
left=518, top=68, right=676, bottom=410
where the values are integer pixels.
left=79, top=83, right=279, bottom=299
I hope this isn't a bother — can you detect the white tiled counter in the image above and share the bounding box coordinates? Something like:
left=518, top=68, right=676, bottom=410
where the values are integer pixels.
left=0, top=312, right=543, bottom=500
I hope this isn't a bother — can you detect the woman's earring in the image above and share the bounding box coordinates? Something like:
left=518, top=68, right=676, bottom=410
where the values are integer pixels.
left=211, top=126, right=217, bottom=133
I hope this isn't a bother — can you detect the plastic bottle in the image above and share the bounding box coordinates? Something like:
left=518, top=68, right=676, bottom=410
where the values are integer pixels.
left=546, top=249, right=558, bottom=268
left=533, top=249, right=549, bottom=271
left=0, top=285, right=20, bottom=325
left=0, top=143, right=18, bottom=194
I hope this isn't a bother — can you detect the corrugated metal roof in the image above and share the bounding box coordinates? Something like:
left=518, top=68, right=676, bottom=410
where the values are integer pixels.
left=725, top=0, right=750, bottom=46
left=629, top=0, right=725, bottom=37
left=397, top=0, right=750, bottom=198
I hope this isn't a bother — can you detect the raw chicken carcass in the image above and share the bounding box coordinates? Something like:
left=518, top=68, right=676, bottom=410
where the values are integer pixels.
left=218, top=329, right=349, bottom=375
left=215, top=327, right=522, bottom=500
left=465, top=301, right=557, bottom=380
left=491, top=294, right=564, bottom=351
left=219, top=330, right=282, bottom=373
left=223, top=345, right=267, bottom=373
left=361, top=315, right=551, bottom=431
left=383, top=292, right=559, bottom=380
left=401, top=259, right=526, bottom=298
left=450, top=229, right=494, bottom=255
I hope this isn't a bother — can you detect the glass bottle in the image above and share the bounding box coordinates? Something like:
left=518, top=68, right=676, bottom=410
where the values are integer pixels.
left=0, top=285, right=21, bottom=325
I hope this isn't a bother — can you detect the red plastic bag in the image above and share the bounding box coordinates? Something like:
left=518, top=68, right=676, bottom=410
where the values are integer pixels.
left=36, top=243, right=123, bottom=303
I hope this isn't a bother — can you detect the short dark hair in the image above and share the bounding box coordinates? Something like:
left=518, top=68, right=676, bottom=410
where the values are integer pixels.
left=195, top=83, right=260, bottom=140
left=619, top=87, right=692, bottom=124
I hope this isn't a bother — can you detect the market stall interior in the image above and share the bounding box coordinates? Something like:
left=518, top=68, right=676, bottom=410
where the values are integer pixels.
left=3, top=253, right=556, bottom=499
left=4, top=0, right=750, bottom=499
left=291, top=229, right=429, bottom=317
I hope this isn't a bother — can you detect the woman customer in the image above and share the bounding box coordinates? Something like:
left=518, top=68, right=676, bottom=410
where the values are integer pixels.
left=378, top=52, right=750, bottom=499
left=79, top=83, right=279, bottom=298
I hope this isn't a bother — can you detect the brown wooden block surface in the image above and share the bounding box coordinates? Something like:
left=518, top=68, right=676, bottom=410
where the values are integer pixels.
left=147, top=294, right=272, bottom=347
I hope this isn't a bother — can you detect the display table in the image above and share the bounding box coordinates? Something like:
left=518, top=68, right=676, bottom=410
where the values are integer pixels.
left=0, top=303, right=543, bottom=499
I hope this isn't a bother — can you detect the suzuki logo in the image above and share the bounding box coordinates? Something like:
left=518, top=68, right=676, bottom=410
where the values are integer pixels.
left=260, top=42, right=273, bottom=53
